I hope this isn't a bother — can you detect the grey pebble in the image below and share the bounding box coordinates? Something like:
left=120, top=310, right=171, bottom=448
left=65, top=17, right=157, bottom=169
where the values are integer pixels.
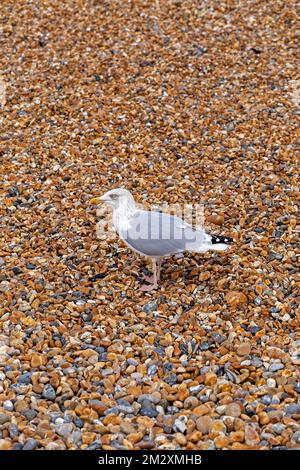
left=86, top=440, right=102, bottom=450
left=18, top=372, right=32, bottom=384
left=211, top=332, right=226, bottom=344
left=285, top=404, right=300, bottom=415
left=9, top=423, right=19, bottom=438
left=294, top=383, right=300, bottom=393
left=42, top=384, right=56, bottom=400
left=3, top=400, right=14, bottom=411
left=165, top=374, right=177, bottom=385
left=55, top=423, right=74, bottom=437
left=137, top=394, right=160, bottom=405
left=117, top=404, right=135, bottom=414
left=0, top=413, right=10, bottom=425
left=147, top=364, right=158, bottom=376
left=269, top=363, right=284, bottom=372
left=23, top=438, right=38, bottom=450
left=142, top=301, right=158, bottom=313
left=127, top=358, right=139, bottom=366
left=292, top=431, right=300, bottom=444
left=22, top=409, right=38, bottom=421
left=271, top=423, right=286, bottom=434
left=13, top=443, right=23, bottom=450
left=140, top=405, right=158, bottom=418
left=71, top=430, right=82, bottom=445
left=261, top=395, right=272, bottom=405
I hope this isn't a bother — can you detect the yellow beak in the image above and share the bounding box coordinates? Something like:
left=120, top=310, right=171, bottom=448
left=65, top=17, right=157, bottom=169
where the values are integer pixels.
left=90, top=196, right=104, bottom=205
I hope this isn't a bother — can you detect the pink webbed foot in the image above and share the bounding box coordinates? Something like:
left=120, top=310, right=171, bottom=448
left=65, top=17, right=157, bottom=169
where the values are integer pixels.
left=143, top=274, right=154, bottom=283
left=140, top=283, right=158, bottom=292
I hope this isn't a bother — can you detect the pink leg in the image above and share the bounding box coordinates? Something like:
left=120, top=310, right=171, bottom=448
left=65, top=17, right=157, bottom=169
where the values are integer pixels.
left=143, top=274, right=154, bottom=283
left=140, top=259, right=159, bottom=291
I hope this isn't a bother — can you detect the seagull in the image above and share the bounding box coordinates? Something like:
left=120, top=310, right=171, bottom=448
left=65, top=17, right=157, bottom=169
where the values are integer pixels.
left=91, top=188, right=233, bottom=291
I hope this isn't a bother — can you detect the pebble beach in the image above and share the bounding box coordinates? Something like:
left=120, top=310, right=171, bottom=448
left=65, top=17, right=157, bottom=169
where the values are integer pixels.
left=0, top=0, right=299, bottom=451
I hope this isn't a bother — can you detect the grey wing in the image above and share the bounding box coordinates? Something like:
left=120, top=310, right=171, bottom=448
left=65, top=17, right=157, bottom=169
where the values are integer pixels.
left=119, top=210, right=201, bottom=257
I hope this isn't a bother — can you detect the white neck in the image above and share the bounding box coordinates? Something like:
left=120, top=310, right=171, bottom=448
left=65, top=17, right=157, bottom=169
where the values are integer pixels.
left=112, top=198, right=136, bottom=232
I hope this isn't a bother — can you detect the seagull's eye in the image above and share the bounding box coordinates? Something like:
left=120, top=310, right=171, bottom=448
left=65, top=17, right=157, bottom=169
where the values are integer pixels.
left=110, top=194, right=118, bottom=200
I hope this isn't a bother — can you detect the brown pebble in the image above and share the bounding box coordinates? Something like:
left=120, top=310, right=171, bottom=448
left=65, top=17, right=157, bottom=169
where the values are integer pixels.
left=193, top=404, right=211, bottom=416
left=183, top=396, right=199, bottom=410
left=214, top=434, right=230, bottom=449
left=225, top=291, right=248, bottom=307
left=225, top=402, right=242, bottom=417
left=188, top=431, right=203, bottom=443
left=196, top=416, right=213, bottom=434
left=245, top=424, right=260, bottom=446
left=174, top=433, right=187, bottom=446
left=0, top=439, right=12, bottom=450
left=237, top=342, right=251, bottom=356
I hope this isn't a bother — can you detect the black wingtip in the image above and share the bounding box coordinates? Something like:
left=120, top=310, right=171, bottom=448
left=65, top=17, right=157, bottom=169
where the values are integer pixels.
left=211, top=235, right=233, bottom=245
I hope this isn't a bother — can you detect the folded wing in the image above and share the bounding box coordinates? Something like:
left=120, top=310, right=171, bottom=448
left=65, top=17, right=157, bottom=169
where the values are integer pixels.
left=119, top=210, right=210, bottom=257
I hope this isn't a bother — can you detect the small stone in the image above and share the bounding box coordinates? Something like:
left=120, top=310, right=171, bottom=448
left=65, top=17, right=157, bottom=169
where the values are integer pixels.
left=45, top=441, right=67, bottom=450
left=142, top=301, right=157, bottom=313
left=196, top=416, right=213, bottom=434
left=174, top=433, right=187, bottom=446
left=18, top=372, right=32, bottom=384
left=89, top=399, right=107, bottom=415
left=294, top=383, right=300, bottom=393
left=204, top=372, right=217, bottom=386
left=0, top=439, right=12, bottom=450
left=82, top=431, right=98, bottom=445
left=140, top=405, right=157, bottom=418
left=266, top=378, right=276, bottom=388
left=21, top=408, right=38, bottom=421
left=271, top=423, right=285, bottom=434
left=211, top=420, right=227, bottom=433
left=55, top=423, right=74, bottom=437
left=193, top=404, right=210, bottom=416
left=258, top=412, right=269, bottom=425
left=86, top=440, right=102, bottom=450
left=285, top=404, right=300, bottom=416
left=225, top=291, right=247, bottom=307
left=188, top=431, right=203, bottom=443
left=147, top=364, right=158, bottom=376
left=269, top=363, right=284, bottom=372
left=26, top=263, right=36, bottom=269
left=261, top=395, right=272, bottom=405
left=237, top=342, right=251, bottom=356
left=215, top=405, right=227, bottom=415
left=267, top=410, right=283, bottom=423
left=0, top=413, right=10, bottom=424
left=245, top=424, right=260, bottom=446
left=183, top=396, right=199, bottom=409
left=225, top=402, right=242, bottom=418
left=9, top=423, right=19, bottom=438
left=42, top=384, right=56, bottom=400
left=251, top=326, right=261, bottom=334
left=229, top=431, right=245, bottom=443
left=23, top=438, right=38, bottom=450
left=211, top=332, right=226, bottom=344
left=120, top=421, right=136, bottom=434
left=138, top=440, right=155, bottom=449
left=30, top=353, right=45, bottom=368
left=173, top=416, right=187, bottom=434
left=3, top=400, right=14, bottom=411
left=291, top=431, right=300, bottom=445
left=214, top=434, right=229, bottom=449
left=12, top=267, right=23, bottom=275
left=208, top=214, right=225, bottom=225
left=127, top=432, right=144, bottom=444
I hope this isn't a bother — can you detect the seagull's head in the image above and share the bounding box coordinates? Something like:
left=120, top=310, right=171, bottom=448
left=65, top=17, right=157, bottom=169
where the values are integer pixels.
left=90, top=188, right=135, bottom=209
